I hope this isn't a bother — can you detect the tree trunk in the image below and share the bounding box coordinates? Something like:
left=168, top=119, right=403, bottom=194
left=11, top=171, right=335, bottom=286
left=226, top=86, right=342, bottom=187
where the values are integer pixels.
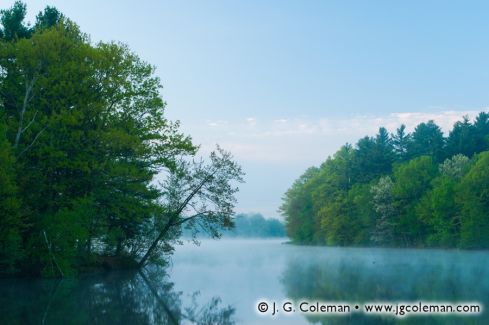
left=14, top=78, right=34, bottom=149
left=137, top=218, right=174, bottom=268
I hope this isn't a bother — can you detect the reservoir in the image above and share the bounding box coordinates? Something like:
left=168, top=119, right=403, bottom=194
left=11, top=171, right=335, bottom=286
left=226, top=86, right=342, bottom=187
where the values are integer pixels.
left=1, top=239, right=488, bottom=324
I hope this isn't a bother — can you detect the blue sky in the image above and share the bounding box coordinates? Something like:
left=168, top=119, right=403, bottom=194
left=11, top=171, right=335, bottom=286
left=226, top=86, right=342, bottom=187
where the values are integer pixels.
left=11, top=0, right=489, bottom=217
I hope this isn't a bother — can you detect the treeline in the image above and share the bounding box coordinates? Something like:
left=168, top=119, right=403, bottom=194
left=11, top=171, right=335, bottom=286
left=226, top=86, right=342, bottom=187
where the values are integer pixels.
left=183, top=213, right=286, bottom=238
left=0, top=3, right=243, bottom=277
left=280, top=113, right=489, bottom=249
left=224, top=213, right=285, bottom=238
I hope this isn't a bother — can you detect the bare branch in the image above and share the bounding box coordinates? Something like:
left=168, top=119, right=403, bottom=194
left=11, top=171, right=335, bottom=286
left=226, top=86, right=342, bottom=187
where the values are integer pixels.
left=14, top=77, right=35, bottom=148
left=21, top=110, right=38, bottom=133
left=18, top=126, right=47, bottom=157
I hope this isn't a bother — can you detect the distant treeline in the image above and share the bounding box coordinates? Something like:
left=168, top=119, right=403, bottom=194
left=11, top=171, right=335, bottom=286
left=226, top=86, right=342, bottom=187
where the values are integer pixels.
left=225, top=213, right=285, bottom=238
left=184, top=213, right=286, bottom=238
left=280, top=113, right=489, bottom=249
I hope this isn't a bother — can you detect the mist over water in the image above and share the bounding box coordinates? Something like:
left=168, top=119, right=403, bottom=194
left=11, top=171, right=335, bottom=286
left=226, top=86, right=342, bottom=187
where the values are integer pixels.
left=1, top=239, right=488, bottom=324
left=170, top=239, right=489, bottom=324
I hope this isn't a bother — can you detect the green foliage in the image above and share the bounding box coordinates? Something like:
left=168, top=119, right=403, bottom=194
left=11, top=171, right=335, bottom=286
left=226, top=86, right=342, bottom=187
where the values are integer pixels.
left=0, top=1, right=30, bottom=40
left=415, top=154, right=469, bottom=247
left=391, top=156, right=437, bottom=246
left=392, top=124, right=411, bottom=161
left=416, top=177, right=459, bottom=247
left=0, top=118, right=22, bottom=275
left=408, top=120, right=445, bottom=162
left=34, top=6, right=63, bottom=31
left=457, top=152, right=489, bottom=248
left=439, top=153, right=470, bottom=179
left=345, top=183, right=375, bottom=244
left=222, top=213, right=286, bottom=237
left=279, top=167, right=320, bottom=244
left=352, top=127, right=395, bottom=183
left=445, top=116, right=479, bottom=158
left=281, top=113, right=489, bottom=249
left=39, top=198, right=92, bottom=277
left=138, top=147, right=244, bottom=267
left=392, top=156, right=436, bottom=202
left=0, top=3, right=242, bottom=276
left=370, top=176, right=396, bottom=245
left=474, top=112, right=489, bottom=151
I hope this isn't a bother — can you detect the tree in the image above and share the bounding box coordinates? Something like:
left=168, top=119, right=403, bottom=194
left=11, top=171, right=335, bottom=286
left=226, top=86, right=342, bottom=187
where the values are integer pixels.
left=34, top=6, right=63, bottom=31
left=346, top=183, right=375, bottom=245
left=319, top=193, right=353, bottom=246
left=370, top=176, right=396, bottom=246
left=445, top=116, right=478, bottom=158
left=266, top=218, right=286, bottom=237
left=0, top=1, right=61, bottom=41
left=224, top=213, right=285, bottom=237
left=416, top=155, right=470, bottom=248
left=137, top=147, right=244, bottom=267
left=408, top=120, right=445, bottom=162
left=309, top=145, right=357, bottom=244
left=439, top=154, right=470, bottom=179
left=0, top=22, right=194, bottom=274
left=352, top=128, right=395, bottom=183
left=0, top=117, right=22, bottom=274
left=416, top=178, right=458, bottom=247
left=0, top=1, right=30, bottom=40
left=319, top=182, right=374, bottom=246
left=283, top=112, right=489, bottom=249
left=279, top=166, right=319, bottom=244
left=1, top=3, right=247, bottom=276
left=391, top=124, right=411, bottom=161
left=392, top=156, right=437, bottom=246
left=474, top=112, right=489, bottom=152
left=457, top=152, right=489, bottom=248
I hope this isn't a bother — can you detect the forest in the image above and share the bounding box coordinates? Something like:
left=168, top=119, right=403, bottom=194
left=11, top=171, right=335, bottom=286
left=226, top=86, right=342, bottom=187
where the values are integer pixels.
left=182, top=213, right=285, bottom=238
left=222, top=213, right=285, bottom=238
left=0, top=2, right=244, bottom=277
left=280, top=113, right=489, bottom=249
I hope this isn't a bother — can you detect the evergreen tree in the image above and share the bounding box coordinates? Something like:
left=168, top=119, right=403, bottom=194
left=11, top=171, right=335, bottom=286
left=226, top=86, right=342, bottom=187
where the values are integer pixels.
left=352, top=128, right=395, bottom=183
left=446, top=116, right=478, bottom=158
left=391, top=124, right=411, bottom=161
left=408, top=120, right=445, bottom=162
left=0, top=1, right=30, bottom=40
left=474, top=112, right=489, bottom=152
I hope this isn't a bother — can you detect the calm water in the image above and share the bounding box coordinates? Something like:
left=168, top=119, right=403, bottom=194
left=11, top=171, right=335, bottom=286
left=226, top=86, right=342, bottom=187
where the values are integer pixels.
left=1, top=239, right=488, bottom=324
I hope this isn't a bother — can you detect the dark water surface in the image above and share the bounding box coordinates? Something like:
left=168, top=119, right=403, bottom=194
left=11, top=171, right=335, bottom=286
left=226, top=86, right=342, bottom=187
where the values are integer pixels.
left=1, top=239, right=488, bottom=324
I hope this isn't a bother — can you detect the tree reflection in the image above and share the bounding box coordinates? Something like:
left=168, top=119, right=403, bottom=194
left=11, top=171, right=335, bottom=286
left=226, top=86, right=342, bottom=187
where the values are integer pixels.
left=281, top=248, right=489, bottom=325
left=0, top=269, right=235, bottom=324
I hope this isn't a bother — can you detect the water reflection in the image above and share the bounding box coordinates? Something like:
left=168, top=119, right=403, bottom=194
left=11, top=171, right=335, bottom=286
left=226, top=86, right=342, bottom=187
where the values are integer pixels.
left=0, top=269, right=235, bottom=325
left=282, top=247, right=489, bottom=324
left=2, top=241, right=488, bottom=325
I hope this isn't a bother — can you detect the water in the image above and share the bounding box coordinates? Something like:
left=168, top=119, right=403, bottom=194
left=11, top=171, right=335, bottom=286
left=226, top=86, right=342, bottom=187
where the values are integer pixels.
left=1, top=239, right=488, bottom=324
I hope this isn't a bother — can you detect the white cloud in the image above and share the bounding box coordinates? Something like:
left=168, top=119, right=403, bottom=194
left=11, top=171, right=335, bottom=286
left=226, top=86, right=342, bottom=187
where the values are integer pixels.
left=245, top=117, right=257, bottom=127
left=206, top=119, right=228, bottom=127
left=273, top=118, right=288, bottom=124
left=385, top=111, right=480, bottom=133
left=185, top=109, right=485, bottom=165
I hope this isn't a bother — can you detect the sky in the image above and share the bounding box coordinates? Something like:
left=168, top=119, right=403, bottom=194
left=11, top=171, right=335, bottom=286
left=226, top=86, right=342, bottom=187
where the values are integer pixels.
left=8, top=0, right=489, bottom=218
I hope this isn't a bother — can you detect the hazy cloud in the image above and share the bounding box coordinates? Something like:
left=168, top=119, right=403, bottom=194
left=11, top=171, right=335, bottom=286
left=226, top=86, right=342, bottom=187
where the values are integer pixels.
left=188, top=109, right=484, bottom=164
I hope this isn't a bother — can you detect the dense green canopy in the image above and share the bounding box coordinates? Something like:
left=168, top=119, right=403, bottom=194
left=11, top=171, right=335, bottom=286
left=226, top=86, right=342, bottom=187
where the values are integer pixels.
left=0, top=2, right=243, bottom=277
left=281, top=113, right=489, bottom=249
